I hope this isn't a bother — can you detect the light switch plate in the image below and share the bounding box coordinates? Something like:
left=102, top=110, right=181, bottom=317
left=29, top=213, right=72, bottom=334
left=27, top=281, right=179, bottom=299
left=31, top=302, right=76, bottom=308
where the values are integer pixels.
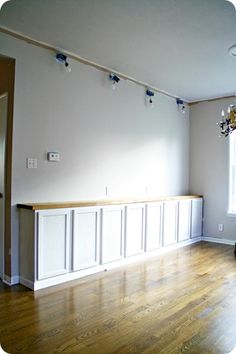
left=26, top=158, right=37, bottom=169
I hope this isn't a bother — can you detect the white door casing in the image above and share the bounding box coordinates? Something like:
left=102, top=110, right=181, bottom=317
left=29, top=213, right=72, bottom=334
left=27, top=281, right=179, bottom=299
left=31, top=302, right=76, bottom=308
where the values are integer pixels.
left=0, top=93, right=7, bottom=279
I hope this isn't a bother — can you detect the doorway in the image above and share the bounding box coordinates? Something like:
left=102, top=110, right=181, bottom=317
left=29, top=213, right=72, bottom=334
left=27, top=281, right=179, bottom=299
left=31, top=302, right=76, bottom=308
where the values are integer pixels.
left=0, top=55, right=15, bottom=282
left=0, top=93, right=7, bottom=279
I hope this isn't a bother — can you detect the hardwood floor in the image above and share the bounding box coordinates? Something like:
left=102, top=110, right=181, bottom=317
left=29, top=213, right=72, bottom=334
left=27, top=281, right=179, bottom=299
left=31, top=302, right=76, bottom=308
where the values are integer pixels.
left=1, top=242, right=236, bottom=354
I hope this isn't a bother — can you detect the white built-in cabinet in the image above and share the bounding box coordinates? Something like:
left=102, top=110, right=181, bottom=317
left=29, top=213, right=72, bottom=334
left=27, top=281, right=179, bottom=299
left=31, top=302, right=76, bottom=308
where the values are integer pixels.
left=38, top=209, right=70, bottom=280
left=178, top=200, right=191, bottom=242
left=145, top=202, right=162, bottom=251
left=191, top=198, right=203, bottom=238
left=19, top=196, right=203, bottom=290
left=72, top=207, right=100, bottom=271
left=125, top=204, right=145, bottom=257
left=101, top=206, right=124, bottom=264
left=163, top=201, right=178, bottom=246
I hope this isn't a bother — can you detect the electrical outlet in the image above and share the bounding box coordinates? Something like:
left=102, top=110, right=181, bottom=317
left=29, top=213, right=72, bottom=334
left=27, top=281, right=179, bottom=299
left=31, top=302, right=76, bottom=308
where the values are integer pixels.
left=47, top=152, right=60, bottom=162
left=218, top=223, right=224, bottom=232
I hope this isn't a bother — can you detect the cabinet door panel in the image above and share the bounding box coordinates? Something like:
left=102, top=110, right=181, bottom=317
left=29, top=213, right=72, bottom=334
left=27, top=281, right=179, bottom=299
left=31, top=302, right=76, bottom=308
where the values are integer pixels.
left=38, top=210, right=70, bottom=280
left=163, top=201, right=178, bottom=246
left=101, top=207, right=124, bottom=264
left=145, top=203, right=162, bottom=251
left=125, top=205, right=144, bottom=257
left=191, top=199, right=203, bottom=238
left=178, top=200, right=191, bottom=242
left=73, top=208, right=99, bottom=271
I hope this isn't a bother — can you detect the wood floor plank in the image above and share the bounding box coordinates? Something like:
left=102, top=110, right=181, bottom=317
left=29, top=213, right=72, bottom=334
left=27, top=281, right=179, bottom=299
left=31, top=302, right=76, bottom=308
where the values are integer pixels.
left=1, top=242, right=236, bottom=353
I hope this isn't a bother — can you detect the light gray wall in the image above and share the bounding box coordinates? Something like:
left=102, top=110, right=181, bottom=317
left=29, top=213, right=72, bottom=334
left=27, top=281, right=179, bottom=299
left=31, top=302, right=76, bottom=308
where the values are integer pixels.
left=190, top=98, right=236, bottom=241
left=0, top=32, right=190, bottom=275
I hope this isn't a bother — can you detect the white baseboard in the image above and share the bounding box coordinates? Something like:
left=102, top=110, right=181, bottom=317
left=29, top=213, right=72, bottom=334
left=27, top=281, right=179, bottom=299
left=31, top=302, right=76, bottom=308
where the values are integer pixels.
left=202, top=236, right=235, bottom=246
left=2, top=274, right=19, bottom=286
left=12, top=275, right=20, bottom=284
left=19, top=276, right=34, bottom=290
left=2, top=275, right=11, bottom=286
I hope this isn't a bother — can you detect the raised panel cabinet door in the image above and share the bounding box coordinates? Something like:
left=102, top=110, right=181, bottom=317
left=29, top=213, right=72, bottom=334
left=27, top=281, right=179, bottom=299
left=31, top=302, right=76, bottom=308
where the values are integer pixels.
left=145, top=203, right=162, bottom=251
left=178, top=200, right=191, bottom=242
left=125, top=204, right=145, bottom=257
left=37, top=209, right=70, bottom=280
left=101, top=206, right=124, bottom=264
left=163, top=201, right=178, bottom=246
left=72, top=207, right=100, bottom=271
left=191, top=198, right=203, bottom=238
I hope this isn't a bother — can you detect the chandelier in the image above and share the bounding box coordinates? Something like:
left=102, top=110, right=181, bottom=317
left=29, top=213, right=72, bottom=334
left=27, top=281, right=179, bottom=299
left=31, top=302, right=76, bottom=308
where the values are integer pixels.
left=217, top=105, right=236, bottom=137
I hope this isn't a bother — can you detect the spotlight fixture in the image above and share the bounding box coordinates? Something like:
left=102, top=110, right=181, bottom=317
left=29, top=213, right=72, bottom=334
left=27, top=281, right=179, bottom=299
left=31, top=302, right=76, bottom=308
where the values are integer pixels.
left=228, top=44, right=236, bottom=57
left=176, top=98, right=186, bottom=114
left=109, top=73, right=120, bottom=89
left=226, top=0, right=236, bottom=11
left=56, top=53, right=71, bottom=72
left=0, top=0, right=11, bottom=10
left=145, top=89, right=155, bottom=104
left=217, top=104, right=236, bottom=137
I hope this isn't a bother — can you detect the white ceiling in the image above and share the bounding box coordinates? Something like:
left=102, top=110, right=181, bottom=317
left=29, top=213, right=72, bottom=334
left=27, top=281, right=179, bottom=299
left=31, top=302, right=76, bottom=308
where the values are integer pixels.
left=0, top=0, right=236, bottom=102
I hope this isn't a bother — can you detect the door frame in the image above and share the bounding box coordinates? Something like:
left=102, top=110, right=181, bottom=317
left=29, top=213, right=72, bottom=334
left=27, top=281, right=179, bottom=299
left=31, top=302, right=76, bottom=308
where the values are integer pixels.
left=0, top=55, right=15, bottom=283
left=0, top=92, right=8, bottom=279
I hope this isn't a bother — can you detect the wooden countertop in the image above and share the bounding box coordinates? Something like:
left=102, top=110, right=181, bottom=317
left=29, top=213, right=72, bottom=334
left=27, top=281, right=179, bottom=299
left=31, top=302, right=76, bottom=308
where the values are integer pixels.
left=17, top=195, right=203, bottom=211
